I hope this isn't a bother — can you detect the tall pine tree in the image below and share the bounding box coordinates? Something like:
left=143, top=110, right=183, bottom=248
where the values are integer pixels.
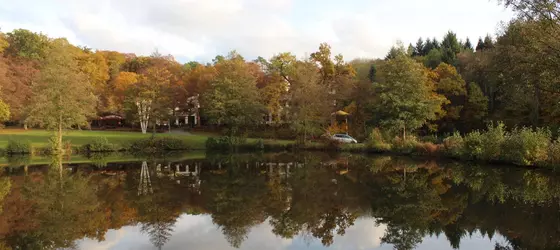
left=414, top=38, right=424, bottom=56
left=441, top=31, right=461, bottom=65
left=464, top=38, right=474, bottom=52
left=483, top=35, right=494, bottom=49
left=475, top=38, right=485, bottom=51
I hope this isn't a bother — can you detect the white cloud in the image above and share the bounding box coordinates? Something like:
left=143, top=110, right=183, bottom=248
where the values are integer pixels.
left=0, top=0, right=513, bottom=62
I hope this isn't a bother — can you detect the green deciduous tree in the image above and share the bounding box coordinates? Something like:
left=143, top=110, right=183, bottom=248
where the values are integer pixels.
left=288, top=61, right=331, bottom=143
left=5, top=29, right=50, bottom=61
left=374, top=54, right=446, bottom=139
left=424, top=49, right=443, bottom=69
left=462, top=82, right=488, bottom=130
left=200, top=51, right=264, bottom=135
left=25, top=39, right=97, bottom=154
left=491, top=19, right=560, bottom=127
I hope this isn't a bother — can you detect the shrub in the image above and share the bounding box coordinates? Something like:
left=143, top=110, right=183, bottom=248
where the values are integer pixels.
left=129, top=137, right=189, bottom=153
left=275, top=127, right=296, bottom=140
left=254, top=139, right=265, bottom=150
left=7, top=154, right=31, bottom=167
left=205, top=136, right=247, bottom=151
left=420, top=135, right=441, bottom=144
left=341, top=143, right=367, bottom=152
left=205, top=137, right=219, bottom=150
left=82, top=137, right=115, bottom=152
left=463, top=131, right=484, bottom=160
left=501, top=127, right=550, bottom=166
left=415, top=142, right=440, bottom=156
left=324, top=138, right=343, bottom=151
left=367, top=128, right=391, bottom=152
left=480, top=122, right=506, bottom=161
left=442, top=132, right=464, bottom=158
left=391, top=136, right=418, bottom=154
left=89, top=152, right=112, bottom=168
left=6, top=140, right=32, bottom=155
left=547, top=139, right=560, bottom=166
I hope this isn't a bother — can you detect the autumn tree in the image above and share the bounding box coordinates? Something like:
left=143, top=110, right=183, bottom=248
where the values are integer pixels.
left=0, top=176, right=11, bottom=213
left=74, top=49, right=110, bottom=113
left=431, top=63, right=467, bottom=132
left=25, top=39, right=97, bottom=153
left=125, top=64, right=172, bottom=134
left=113, top=71, right=139, bottom=114
left=0, top=32, right=8, bottom=53
left=374, top=52, right=446, bottom=139
left=310, top=43, right=356, bottom=110
left=0, top=99, right=9, bottom=125
left=0, top=58, right=37, bottom=124
left=259, top=80, right=288, bottom=123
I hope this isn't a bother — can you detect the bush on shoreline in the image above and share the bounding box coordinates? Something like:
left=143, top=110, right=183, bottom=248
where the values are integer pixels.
left=128, top=137, right=189, bottom=153
left=80, top=137, right=116, bottom=153
left=6, top=140, right=32, bottom=155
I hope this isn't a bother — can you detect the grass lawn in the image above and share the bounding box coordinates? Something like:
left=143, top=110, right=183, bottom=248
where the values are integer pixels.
left=0, top=129, right=294, bottom=150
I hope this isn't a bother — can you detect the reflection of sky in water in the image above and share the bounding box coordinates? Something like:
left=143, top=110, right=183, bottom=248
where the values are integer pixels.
left=76, top=214, right=505, bottom=250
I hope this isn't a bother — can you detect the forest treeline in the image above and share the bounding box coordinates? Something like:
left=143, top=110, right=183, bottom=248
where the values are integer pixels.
left=0, top=0, right=558, bottom=143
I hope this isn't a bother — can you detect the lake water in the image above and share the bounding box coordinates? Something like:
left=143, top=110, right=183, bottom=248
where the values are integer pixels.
left=0, top=152, right=558, bottom=250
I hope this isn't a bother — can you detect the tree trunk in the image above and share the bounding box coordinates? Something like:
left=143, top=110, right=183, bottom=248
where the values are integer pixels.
left=402, top=125, right=406, bottom=141
left=152, top=121, right=156, bottom=138
left=57, top=114, right=63, bottom=155
left=303, top=119, right=307, bottom=144
left=533, top=83, right=541, bottom=128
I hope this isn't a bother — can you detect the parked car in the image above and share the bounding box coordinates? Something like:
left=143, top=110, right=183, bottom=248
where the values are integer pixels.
left=331, top=134, right=358, bottom=144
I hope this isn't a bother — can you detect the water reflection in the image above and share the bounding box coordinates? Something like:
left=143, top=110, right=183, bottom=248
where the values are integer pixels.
left=0, top=153, right=558, bottom=250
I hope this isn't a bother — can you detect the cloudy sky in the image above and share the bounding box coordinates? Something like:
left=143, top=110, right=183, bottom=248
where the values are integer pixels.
left=76, top=214, right=505, bottom=250
left=0, top=0, right=514, bottom=63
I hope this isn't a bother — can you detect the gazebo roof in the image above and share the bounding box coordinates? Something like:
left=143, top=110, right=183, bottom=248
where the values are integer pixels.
left=332, top=110, right=350, bottom=116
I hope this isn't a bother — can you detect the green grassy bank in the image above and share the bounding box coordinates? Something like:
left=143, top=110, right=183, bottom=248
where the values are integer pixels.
left=0, top=129, right=294, bottom=152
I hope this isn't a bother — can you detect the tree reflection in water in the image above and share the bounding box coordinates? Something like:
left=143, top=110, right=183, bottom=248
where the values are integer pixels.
left=0, top=153, right=557, bottom=250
